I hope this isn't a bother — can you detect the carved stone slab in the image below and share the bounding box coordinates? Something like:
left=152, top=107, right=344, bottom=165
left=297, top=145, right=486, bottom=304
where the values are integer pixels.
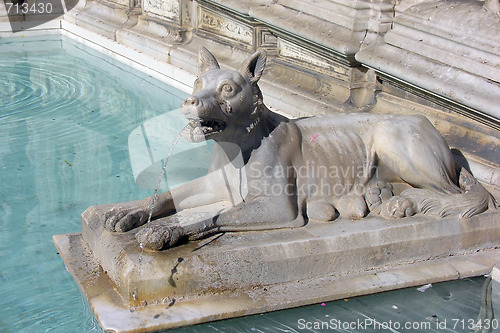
left=278, top=38, right=350, bottom=79
left=54, top=203, right=500, bottom=332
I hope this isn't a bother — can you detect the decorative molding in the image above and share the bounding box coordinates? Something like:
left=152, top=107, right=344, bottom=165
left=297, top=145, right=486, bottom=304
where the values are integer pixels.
left=376, top=72, right=500, bottom=131
left=194, top=1, right=278, bottom=53
left=257, top=28, right=278, bottom=51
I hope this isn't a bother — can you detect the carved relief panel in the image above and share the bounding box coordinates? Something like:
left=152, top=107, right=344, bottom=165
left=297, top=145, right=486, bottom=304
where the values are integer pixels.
left=144, top=0, right=180, bottom=21
left=195, top=2, right=277, bottom=53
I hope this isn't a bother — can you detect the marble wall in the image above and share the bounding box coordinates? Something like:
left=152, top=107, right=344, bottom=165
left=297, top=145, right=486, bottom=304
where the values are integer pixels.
left=53, top=0, right=499, bottom=125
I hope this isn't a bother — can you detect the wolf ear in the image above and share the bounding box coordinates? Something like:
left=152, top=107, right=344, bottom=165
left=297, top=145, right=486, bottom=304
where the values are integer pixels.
left=239, top=50, right=267, bottom=84
left=198, top=47, right=220, bottom=74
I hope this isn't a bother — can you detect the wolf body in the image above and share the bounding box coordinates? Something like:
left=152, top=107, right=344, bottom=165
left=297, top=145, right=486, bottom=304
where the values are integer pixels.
left=103, top=48, right=495, bottom=250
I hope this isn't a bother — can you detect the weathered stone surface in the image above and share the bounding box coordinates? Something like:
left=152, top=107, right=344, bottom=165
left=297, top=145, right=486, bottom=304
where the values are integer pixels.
left=64, top=0, right=134, bottom=39
left=56, top=0, right=500, bottom=123
left=89, top=205, right=500, bottom=304
left=143, top=0, right=180, bottom=21
left=98, top=49, right=496, bottom=255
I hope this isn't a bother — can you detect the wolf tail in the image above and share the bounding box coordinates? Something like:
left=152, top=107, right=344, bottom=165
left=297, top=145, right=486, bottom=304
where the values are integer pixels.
left=401, top=167, right=497, bottom=218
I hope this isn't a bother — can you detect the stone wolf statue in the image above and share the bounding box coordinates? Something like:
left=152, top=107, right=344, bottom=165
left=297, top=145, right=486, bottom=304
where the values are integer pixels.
left=103, top=48, right=496, bottom=250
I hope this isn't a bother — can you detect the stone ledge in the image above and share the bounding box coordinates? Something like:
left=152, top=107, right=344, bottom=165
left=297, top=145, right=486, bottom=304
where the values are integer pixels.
left=395, top=0, right=500, bottom=55
left=385, top=25, right=499, bottom=84
left=387, top=0, right=500, bottom=87
left=60, top=20, right=195, bottom=93
left=356, top=0, right=500, bottom=127
left=116, top=15, right=185, bottom=64
left=54, top=226, right=500, bottom=333
left=356, top=43, right=500, bottom=128
left=492, top=261, right=500, bottom=282
left=249, top=2, right=365, bottom=62
left=52, top=201, right=500, bottom=332
left=64, top=0, right=135, bottom=40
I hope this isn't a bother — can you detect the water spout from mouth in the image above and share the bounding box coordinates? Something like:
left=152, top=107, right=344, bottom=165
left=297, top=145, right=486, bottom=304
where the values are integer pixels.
left=135, top=123, right=189, bottom=278
left=145, top=123, right=190, bottom=231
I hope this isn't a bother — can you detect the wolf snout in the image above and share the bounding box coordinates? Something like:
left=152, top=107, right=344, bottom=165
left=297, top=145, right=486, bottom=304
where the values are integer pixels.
left=183, top=96, right=199, bottom=107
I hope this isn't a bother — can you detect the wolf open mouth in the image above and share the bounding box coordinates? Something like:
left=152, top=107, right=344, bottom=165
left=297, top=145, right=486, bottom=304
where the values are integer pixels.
left=183, top=117, right=226, bottom=142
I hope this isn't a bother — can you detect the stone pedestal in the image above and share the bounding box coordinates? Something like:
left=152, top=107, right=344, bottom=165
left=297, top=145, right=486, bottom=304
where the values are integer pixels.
left=54, top=202, right=500, bottom=332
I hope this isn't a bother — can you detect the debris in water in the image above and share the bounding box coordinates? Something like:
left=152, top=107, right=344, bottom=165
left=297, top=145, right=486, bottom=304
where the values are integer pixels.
left=425, top=314, right=439, bottom=322
left=64, top=160, right=72, bottom=167
left=417, top=283, right=432, bottom=292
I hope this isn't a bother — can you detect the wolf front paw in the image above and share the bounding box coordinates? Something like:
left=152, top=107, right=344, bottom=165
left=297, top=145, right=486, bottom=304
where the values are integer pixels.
left=103, top=205, right=149, bottom=232
left=135, top=220, right=185, bottom=251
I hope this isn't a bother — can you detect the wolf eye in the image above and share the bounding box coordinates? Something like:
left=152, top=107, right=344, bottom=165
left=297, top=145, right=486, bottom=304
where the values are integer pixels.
left=217, top=81, right=237, bottom=98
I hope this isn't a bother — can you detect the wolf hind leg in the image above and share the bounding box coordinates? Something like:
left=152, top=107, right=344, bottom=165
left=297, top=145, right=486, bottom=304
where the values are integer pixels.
left=364, top=181, right=417, bottom=218
left=372, top=196, right=416, bottom=218
left=373, top=115, right=460, bottom=194
left=365, top=181, right=394, bottom=211
left=372, top=116, right=495, bottom=218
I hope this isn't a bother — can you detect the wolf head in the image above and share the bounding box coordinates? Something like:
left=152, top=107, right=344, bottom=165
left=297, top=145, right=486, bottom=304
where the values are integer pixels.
left=181, top=48, right=267, bottom=144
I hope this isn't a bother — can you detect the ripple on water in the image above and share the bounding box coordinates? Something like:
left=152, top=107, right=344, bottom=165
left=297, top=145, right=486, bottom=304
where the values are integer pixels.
left=0, top=60, right=95, bottom=123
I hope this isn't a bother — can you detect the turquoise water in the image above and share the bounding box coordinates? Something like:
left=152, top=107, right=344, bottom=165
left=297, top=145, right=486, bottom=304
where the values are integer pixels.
left=0, top=35, right=494, bottom=332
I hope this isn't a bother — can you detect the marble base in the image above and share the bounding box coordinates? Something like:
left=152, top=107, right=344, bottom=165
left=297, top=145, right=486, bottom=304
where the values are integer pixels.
left=54, top=203, right=500, bottom=332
